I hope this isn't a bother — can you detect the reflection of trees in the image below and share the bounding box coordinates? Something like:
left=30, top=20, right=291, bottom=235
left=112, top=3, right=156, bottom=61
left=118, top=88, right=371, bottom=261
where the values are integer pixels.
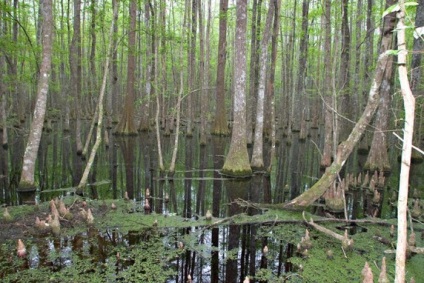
left=117, top=137, right=137, bottom=199
left=225, top=177, right=250, bottom=283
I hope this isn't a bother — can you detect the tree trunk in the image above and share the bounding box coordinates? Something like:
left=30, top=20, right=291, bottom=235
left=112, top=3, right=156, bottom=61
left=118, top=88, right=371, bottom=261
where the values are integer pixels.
left=70, top=0, right=83, bottom=154
left=222, top=0, right=251, bottom=177
left=185, top=0, right=197, bottom=137
left=284, top=49, right=393, bottom=210
left=394, top=2, right=416, bottom=281
left=139, top=0, right=152, bottom=131
left=246, top=0, right=262, bottom=145
left=364, top=0, right=397, bottom=173
left=292, top=0, right=309, bottom=133
left=115, top=0, right=138, bottom=135
left=212, top=0, right=229, bottom=136
left=18, top=0, right=53, bottom=200
left=251, top=0, right=274, bottom=171
left=320, top=0, right=333, bottom=169
left=337, top=0, right=351, bottom=142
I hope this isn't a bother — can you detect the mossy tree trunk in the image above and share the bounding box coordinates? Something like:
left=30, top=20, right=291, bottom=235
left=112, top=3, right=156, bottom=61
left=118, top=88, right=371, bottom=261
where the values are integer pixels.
left=222, top=0, right=251, bottom=177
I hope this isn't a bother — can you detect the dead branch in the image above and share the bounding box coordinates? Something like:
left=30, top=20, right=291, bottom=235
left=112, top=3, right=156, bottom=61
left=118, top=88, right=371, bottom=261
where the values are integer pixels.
left=302, top=211, right=354, bottom=251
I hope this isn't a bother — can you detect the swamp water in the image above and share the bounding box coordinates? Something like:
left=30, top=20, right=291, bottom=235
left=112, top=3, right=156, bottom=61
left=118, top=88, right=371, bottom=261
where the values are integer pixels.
left=1, top=125, right=423, bottom=282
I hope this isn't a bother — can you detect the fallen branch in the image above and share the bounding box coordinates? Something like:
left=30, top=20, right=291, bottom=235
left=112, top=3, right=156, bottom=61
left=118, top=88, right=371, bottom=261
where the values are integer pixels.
left=302, top=211, right=354, bottom=251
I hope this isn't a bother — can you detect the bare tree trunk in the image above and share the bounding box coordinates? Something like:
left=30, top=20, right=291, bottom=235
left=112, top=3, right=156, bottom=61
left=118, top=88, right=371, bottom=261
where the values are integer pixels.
left=18, top=0, right=53, bottom=198
left=364, top=0, right=396, bottom=173
left=394, top=2, right=416, bottom=281
left=337, top=0, right=351, bottom=142
left=186, top=0, right=197, bottom=137
left=0, top=52, right=7, bottom=148
left=199, top=0, right=211, bottom=145
left=115, top=0, right=138, bottom=135
left=222, top=0, right=251, bottom=177
left=251, top=0, right=274, bottom=171
left=246, top=0, right=262, bottom=144
left=267, top=0, right=281, bottom=171
left=76, top=0, right=119, bottom=195
left=139, top=0, right=152, bottom=131
left=212, top=0, right=229, bottom=136
left=320, top=0, right=333, bottom=169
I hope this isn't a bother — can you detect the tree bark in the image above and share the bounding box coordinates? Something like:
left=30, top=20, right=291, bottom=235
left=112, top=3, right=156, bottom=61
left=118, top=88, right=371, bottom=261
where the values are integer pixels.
left=70, top=0, right=83, bottom=154
left=320, top=0, right=333, bottom=169
left=394, top=2, right=416, bottom=281
left=251, top=0, right=274, bottom=171
left=364, top=0, right=397, bottom=173
left=115, top=0, right=138, bottom=135
left=212, top=0, right=229, bottom=136
left=222, top=0, right=251, bottom=177
left=18, top=0, right=53, bottom=191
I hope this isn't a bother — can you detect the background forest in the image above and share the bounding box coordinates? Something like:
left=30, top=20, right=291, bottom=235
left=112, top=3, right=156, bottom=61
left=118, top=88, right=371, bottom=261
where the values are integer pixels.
left=0, top=0, right=423, bottom=173
left=0, top=0, right=424, bottom=282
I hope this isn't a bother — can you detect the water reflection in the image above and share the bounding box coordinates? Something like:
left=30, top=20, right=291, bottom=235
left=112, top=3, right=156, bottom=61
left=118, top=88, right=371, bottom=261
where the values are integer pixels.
left=0, top=123, right=413, bottom=282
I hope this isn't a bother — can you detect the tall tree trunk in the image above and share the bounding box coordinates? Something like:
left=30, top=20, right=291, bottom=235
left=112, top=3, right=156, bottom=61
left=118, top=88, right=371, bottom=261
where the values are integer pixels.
left=186, top=0, right=197, bottom=137
left=212, top=0, right=229, bottom=136
left=364, top=0, right=396, bottom=173
left=139, top=0, right=152, bottom=131
left=251, top=0, right=274, bottom=171
left=246, top=0, right=262, bottom=144
left=199, top=0, right=211, bottom=145
left=337, top=0, right=351, bottom=142
left=394, top=2, right=416, bottom=281
left=115, top=0, right=138, bottom=135
left=292, top=0, right=309, bottom=133
left=70, top=0, right=83, bottom=154
left=320, top=0, right=333, bottom=169
left=222, top=0, right=251, bottom=177
left=267, top=0, right=281, bottom=171
left=18, top=0, right=53, bottom=198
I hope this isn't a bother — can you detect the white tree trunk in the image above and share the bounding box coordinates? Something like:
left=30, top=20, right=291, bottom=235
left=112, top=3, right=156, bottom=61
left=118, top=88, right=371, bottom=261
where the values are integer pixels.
left=394, top=2, right=416, bottom=282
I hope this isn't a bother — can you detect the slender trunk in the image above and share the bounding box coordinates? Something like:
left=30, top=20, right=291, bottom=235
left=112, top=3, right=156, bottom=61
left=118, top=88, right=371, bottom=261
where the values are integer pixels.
left=251, top=0, right=274, bottom=170
left=394, top=2, right=415, bottom=281
left=320, top=0, right=333, bottom=169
